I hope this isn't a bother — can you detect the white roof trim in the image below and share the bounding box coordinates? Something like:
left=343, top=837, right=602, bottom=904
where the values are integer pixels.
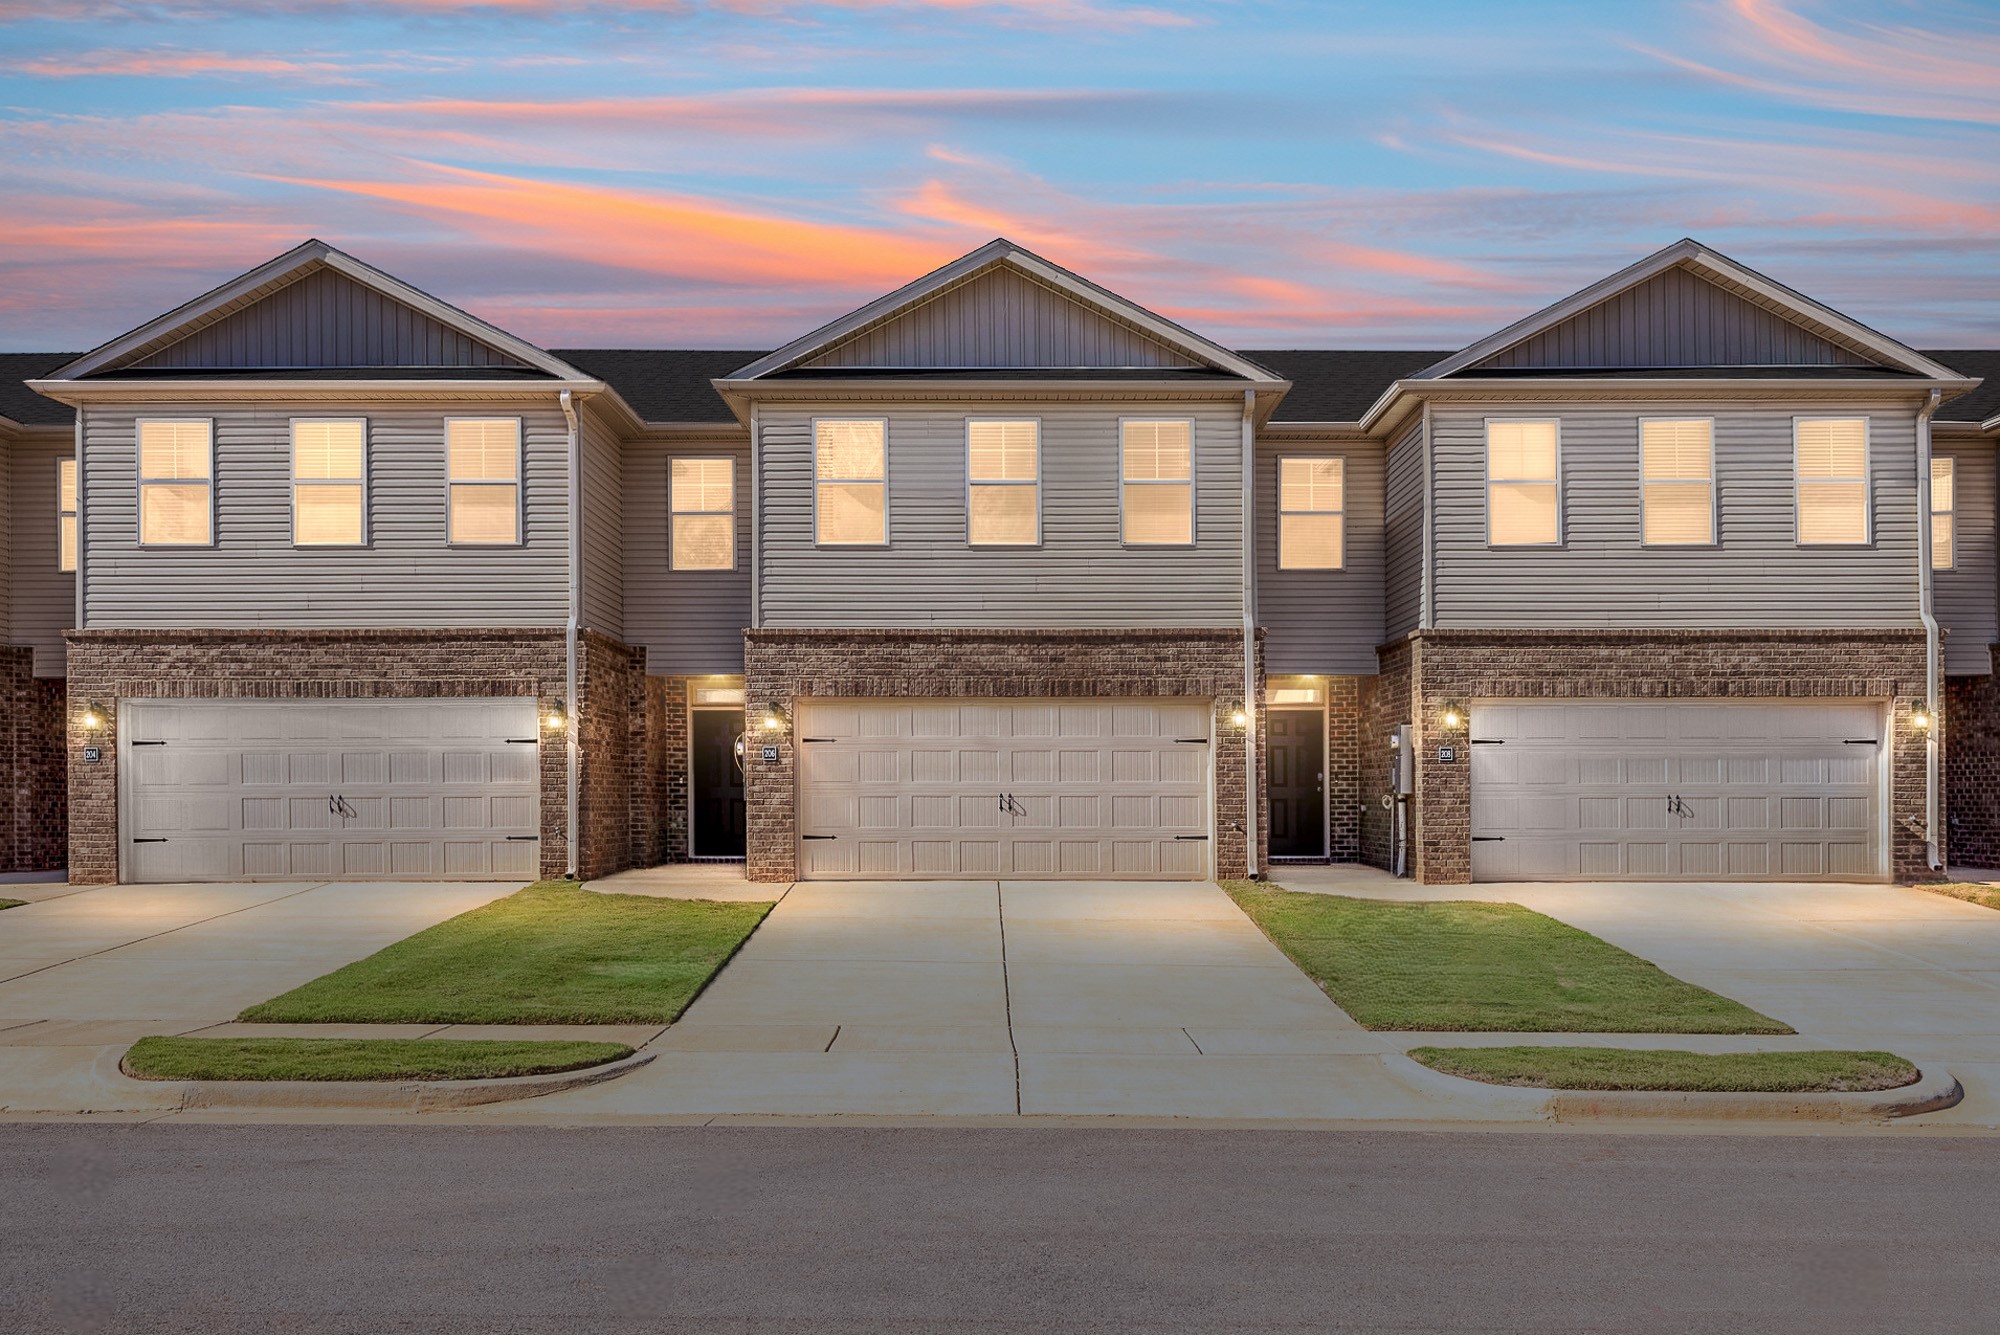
left=1415, top=238, right=1966, bottom=383
left=726, top=238, right=1285, bottom=384
left=47, top=240, right=587, bottom=382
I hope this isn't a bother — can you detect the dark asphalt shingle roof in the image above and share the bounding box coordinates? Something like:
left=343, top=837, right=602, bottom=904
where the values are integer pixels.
left=1928, top=351, right=2000, bottom=423
left=1239, top=350, right=1450, bottom=421
left=0, top=353, right=80, bottom=426
left=551, top=349, right=762, bottom=425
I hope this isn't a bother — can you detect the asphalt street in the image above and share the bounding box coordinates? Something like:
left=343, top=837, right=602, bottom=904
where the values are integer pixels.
left=5, top=1123, right=1998, bottom=1333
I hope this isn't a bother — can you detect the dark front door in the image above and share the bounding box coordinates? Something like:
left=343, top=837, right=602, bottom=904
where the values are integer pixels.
left=1267, top=708, right=1326, bottom=858
left=692, top=709, right=746, bottom=858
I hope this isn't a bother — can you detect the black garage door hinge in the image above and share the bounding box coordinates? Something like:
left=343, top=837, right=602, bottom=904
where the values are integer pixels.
left=802, top=834, right=837, bottom=841
left=505, top=835, right=539, bottom=841
left=130, top=740, right=166, bottom=747
left=1175, top=834, right=1210, bottom=841
left=132, top=837, right=169, bottom=844
left=1472, top=836, right=1505, bottom=842
left=1471, top=739, right=1503, bottom=745
left=1175, top=737, right=1211, bottom=744
left=506, top=737, right=537, bottom=744
left=1844, top=738, right=1879, bottom=745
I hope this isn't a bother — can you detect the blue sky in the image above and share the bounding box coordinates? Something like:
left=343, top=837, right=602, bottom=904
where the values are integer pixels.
left=1, top=0, right=1996, bottom=351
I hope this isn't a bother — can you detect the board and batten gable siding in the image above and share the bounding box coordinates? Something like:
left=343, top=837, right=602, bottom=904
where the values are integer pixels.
left=128, top=268, right=531, bottom=372
left=11, top=433, right=72, bottom=675
left=80, top=401, right=570, bottom=628
left=756, top=400, right=1244, bottom=628
left=1255, top=439, right=1383, bottom=673
left=578, top=404, right=623, bottom=639
left=802, top=267, right=1202, bottom=371
left=1474, top=265, right=1875, bottom=370
left=622, top=433, right=751, bottom=674
left=1427, top=399, right=1924, bottom=629
left=1382, top=422, right=1424, bottom=639
left=1935, top=438, right=1996, bottom=677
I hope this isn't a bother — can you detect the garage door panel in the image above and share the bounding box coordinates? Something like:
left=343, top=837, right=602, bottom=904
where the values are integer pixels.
left=122, top=698, right=539, bottom=883
left=1471, top=699, right=1883, bottom=883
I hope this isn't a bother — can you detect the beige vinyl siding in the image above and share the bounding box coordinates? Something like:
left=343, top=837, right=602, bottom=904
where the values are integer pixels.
left=757, top=400, right=1244, bottom=628
left=10, top=432, right=72, bottom=674
left=1935, top=440, right=1996, bottom=677
left=623, top=434, right=751, bottom=673
left=578, top=405, right=623, bottom=638
left=1382, top=423, right=1424, bottom=638
left=81, top=400, right=570, bottom=628
left=1257, top=441, right=1383, bottom=674
left=1428, top=400, right=1923, bottom=628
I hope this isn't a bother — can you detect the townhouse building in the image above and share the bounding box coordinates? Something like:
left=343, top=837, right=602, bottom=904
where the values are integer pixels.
left=4, top=236, right=1997, bottom=887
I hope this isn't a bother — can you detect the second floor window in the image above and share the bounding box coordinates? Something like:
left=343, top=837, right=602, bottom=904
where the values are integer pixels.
left=670, top=457, right=735, bottom=570
left=1486, top=420, right=1560, bottom=546
left=1795, top=417, right=1869, bottom=545
left=292, top=420, right=367, bottom=547
left=1641, top=419, right=1715, bottom=546
left=138, top=418, right=213, bottom=546
left=1278, top=457, right=1344, bottom=569
left=1932, top=456, right=1955, bottom=571
left=447, top=418, right=522, bottom=545
left=58, top=458, right=77, bottom=572
left=967, top=419, right=1039, bottom=546
left=815, top=419, right=887, bottom=545
left=1121, top=419, right=1193, bottom=545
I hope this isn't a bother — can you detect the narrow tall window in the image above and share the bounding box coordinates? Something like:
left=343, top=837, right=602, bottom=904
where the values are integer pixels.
left=1795, top=418, right=1869, bottom=545
left=967, top=419, right=1039, bottom=546
left=1641, top=419, right=1714, bottom=546
left=57, top=458, right=77, bottom=572
left=137, top=419, right=213, bottom=546
left=1932, top=456, right=1955, bottom=571
left=814, top=419, right=887, bottom=545
left=292, top=419, right=366, bottom=547
left=1486, top=420, right=1560, bottom=546
left=1278, top=457, right=1344, bottom=569
left=447, top=418, right=522, bottom=545
left=670, top=457, right=735, bottom=570
left=1121, top=419, right=1193, bottom=545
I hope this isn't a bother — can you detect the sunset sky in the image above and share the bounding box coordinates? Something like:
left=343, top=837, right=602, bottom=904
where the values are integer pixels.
left=2, top=0, right=1997, bottom=352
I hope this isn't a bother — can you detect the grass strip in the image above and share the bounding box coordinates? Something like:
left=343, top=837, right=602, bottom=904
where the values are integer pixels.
left=1922, top=883, right=2000, bottom=912
left=241, top=881, right=773, bottom=1025
left=0, top=899, right=23, bottom=911
left=1408, top=1045, right=1917, bottom=1093
left=1224, top=882, right=1791, bottom=1033
left=124, top=1036, right=632, bottom=1083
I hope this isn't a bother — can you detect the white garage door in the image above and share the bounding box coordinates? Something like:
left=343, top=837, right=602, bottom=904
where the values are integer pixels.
left=796, top=698, right=1212, bottom=880
left=121, top=698, right=541, bottom=883
left=1470, top=699, right=1885, bottom=882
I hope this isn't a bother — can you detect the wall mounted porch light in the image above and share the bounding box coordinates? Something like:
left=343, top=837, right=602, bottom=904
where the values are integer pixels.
left=1912, top=702, right=1932, bottom=731
left=543, top=702, right=568, bottom=731
left=759, top=701, right=790, bottom=733
left=79, top=701, right=107, bottom=731
left=1440, top=701, right=1467, bottom=731
left=1225, top=700, right=1249, bottom=728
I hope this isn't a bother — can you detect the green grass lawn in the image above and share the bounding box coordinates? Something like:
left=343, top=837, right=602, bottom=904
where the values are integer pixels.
left=240, top=881, right=773, bottom=1025
left=1408, top=1045, right=1917, bottom=1093
left=0, top=899, right=23, bottom=911
left=1922, top=882, right=2000, bottom=912
left=125, top=1036, right=632, bottom=1082
left=1224, top=882, right=1791, bottom=1034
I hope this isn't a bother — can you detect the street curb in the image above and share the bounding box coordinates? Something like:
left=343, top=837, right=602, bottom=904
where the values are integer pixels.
left=1541, top=1063, right=1963, bottom=1123
left=147, top=1051, right=654, bottom=1113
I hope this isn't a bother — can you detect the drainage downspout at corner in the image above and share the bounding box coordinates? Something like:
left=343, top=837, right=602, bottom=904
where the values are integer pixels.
left=560, top=389, right=581, bottom=881
left=1916, top=388, right=1943, bottom=872
left=1240, top=389, right=1260, bottom=880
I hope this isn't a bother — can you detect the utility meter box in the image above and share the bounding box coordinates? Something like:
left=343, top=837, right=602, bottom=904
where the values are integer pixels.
left=1389, top=724, right=1414, bottom=796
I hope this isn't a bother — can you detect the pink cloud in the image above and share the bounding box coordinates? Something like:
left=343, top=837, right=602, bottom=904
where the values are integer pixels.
left=9, top=48, right=392, bottom=81
left=0, top=0, right=1195, bottom=27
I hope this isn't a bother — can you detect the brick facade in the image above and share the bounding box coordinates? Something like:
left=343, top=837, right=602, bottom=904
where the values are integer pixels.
left=1946, top=657, right=2000, bottom=868
left=1358, top=640, right=1414, bottom=874
left=1265, top=672, right=1363, bottom=864
left=60, top=628, right=650, bottom=885
left=0, top=648, right=67, bottom=874
left=742, top=627, right=1266, bottom=883
left=641, top=675, right=692, bottom=864
left=1372, top=629, right=1935, bottom=884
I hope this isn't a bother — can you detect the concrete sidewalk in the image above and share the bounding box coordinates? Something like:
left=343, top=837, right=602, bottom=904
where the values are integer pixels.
left=0, top=880, right=519, bottom=1112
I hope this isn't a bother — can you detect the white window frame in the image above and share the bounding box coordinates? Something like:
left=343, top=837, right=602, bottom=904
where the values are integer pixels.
left=1276, top=454, right=1345, bottom=570
left=1638, top=416, right=1717, bottom=548
left=811, top=416, right=889, bottom=548
left=1932, top=454, right=1955, bottom=572
left=1793, top=416, right=1872, bottom=547
left=964, top=417, right=1042, bottom=548
left=669, top=455, right=737, bottom=572
left=1119, top=416, right=1196, bottom=547
left=444, top=417, right=525, bottom=548
left=57, top=456, right=77, bottom=573
left=289, top=417, right=370, bottom=549
left=1483, top=418, right=1563, bottom=548
left=135, top=417, right=215, bottom=549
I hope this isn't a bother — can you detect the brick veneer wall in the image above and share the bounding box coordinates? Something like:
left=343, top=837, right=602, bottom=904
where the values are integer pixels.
left=1387, top=628, right=1933, bottom=884
left=639, top=676, right=691, bottom=865
left=63, top=629, right=582, bottom=884
left=1327, top=674, right=1362, bottom=861
left=0, top=649, right=67, bottom=874
left=1946, top=658, right=2000, bottom=868
left=575, top=632, right=649, bottom=881
left=1358, top=640, right=1413, bottom=874
left=742, top=628, right=1266, bottom=883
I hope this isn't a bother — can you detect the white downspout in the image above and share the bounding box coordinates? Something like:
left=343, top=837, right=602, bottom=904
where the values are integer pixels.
left=1240, top=389, right=1260, bottom=880
left=560, top=389, right=581, bottom=881
left=73, top=407, right=85, bottom=633
left=748, top=403, right=761, bottom=629
left=1420, top=400, right=1434, bottom=629
left=1917, top=388, right=1943, bottom=873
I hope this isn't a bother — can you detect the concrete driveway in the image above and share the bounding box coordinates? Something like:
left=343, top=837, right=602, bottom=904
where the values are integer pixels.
left=0, top=880, right=518, bottom=1111
left=509, top=872, right=1527, bottom=1122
